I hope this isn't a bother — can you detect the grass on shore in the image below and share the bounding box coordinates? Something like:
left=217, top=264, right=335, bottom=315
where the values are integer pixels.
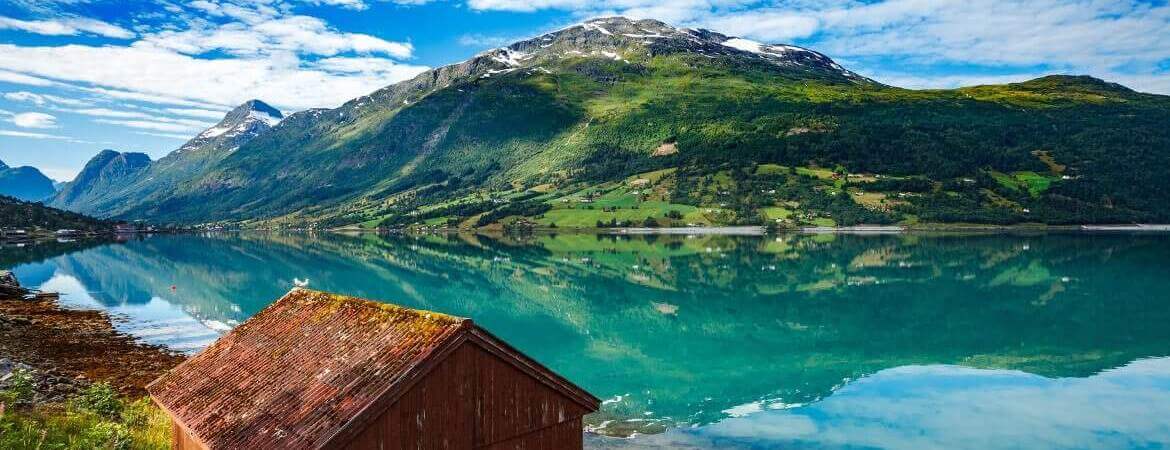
left=1, top=378, right=169, bottom=450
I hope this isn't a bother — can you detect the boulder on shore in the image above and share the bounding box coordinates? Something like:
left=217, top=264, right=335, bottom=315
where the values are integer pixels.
left=1, top=270, right=25, bottom=297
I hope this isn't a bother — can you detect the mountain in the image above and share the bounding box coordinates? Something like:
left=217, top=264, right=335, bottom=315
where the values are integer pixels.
left=59, top=17, right=1170, bottom=227
left=0, top=159, right=56, bottom=202
left=50, top=100, right=282, bottom=216
left=52, top=150, right=151, bottom=211
left=170, top=99, right=283, bottom=162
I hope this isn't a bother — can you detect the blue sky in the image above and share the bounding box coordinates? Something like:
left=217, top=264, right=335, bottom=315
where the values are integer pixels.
left=1, top=0, right=1168, bottom=182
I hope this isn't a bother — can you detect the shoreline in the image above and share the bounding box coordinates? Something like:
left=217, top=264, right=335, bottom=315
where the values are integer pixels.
left=0, top=275, right=185, bottom=400
left=327, top=223, right=1170, bottom=236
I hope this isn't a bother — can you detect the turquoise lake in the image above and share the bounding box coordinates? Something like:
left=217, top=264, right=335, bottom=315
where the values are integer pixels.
left=4, top=232, right=1170, bottom=449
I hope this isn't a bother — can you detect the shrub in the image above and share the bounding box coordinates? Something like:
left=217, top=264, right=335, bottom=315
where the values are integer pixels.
left=72, top=383, right=123, bottom=419
left=0, top=368, right=35, bottom=405
left=86, top=422, right=131, bottom=450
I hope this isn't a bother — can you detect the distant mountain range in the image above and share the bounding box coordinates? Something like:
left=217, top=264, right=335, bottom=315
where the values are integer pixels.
left=0, top=159, right=56, bottom=202
left=50, top=100, right=283, bottom=216
left=46, top=17, right=1170, bottom=227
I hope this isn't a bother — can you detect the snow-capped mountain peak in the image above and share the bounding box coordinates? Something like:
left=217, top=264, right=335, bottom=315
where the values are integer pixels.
left=178, top=100, right=283, bottom=155
left=462, top=17, right=870, bottom=83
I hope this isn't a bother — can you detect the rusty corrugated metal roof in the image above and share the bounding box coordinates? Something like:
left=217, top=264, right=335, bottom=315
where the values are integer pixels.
left=147, top=288, right=469, bottom=450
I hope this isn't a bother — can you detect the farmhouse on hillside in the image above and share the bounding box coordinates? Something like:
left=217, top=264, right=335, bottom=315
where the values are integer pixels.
left=147, top=288, right=600, bottom=450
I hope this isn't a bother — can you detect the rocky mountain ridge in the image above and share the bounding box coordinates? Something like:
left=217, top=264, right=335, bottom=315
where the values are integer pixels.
left=50, top=100, right=283, bottom=216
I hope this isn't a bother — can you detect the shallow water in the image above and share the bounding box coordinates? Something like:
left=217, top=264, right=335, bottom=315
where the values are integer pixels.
left=5, top=232, right=1170, bottom=449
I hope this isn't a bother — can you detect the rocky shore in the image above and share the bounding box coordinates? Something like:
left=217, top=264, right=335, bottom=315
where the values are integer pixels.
left=0, top=271, right=185, bottom=406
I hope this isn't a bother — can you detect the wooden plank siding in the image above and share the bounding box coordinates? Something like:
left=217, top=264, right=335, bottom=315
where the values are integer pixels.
left=480, top=419, right=583, bottom=450
left=476, top=344, right=590, bottom=447
left=341, top=341, right=588, bottom=450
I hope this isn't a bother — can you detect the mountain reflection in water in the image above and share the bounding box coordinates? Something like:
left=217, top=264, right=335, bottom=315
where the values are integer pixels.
left=5, top=232, right=1170, bottom=448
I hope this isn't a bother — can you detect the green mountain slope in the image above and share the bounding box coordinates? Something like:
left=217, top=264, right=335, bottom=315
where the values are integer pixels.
left=87, top=17, right=1170, bottom=227
left=53, top=101, right=283, bottom=217
left=51, top=149, right=151, bottom=211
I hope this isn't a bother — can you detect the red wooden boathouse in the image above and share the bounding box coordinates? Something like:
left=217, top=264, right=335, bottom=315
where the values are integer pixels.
left=147, top=288, right=600, bottom=450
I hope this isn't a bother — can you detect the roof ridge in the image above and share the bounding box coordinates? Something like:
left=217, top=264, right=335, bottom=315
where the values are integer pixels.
left=290, top=287, right=470, bottom=324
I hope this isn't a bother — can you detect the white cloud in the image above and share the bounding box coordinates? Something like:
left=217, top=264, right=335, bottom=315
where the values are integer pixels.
left=700, top=11, right=819, bottom=42
left=0, top=129, right=89, bottom=143
left=298, top=0, right=439, bottom=9
left=303, top=0, right=371, bottom=10
left=3, top=91, right=93, bottom=107
left=0, top=44, right=430, bottom=110
left=3, top=91, right=45, bottom=105
left=135, top=131, right=197, bottom=140
left=314, top=56, right=407, bottom=73
left=10, top=112, right=58, bottom=129
left=135, top=6, right=413, bottom=59
left=463, top=0, right=1170, bottom=94
left=164, top=108, right=229, bottom=120
left=94, top=118, right=206, bottom=133
left=3, top=91, right=223, bottom=134
left=457, top=33, right=523, bottom=48
left=466, top=0, right=592, bottom=12
left=0, top=69, right=56, bottom=87
left=79, top=87, right=235, bottom=110
left=796, top=0, right=1170, bottom=71
left=0, top=16, right=136, bottom=39
left=0, top=2, right=429, bottom=113
left=63, top=107, right=158, bottom=120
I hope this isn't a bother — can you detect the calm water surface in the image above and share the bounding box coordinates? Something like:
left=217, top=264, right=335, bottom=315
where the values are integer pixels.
left=4, top=232, right=1170, bottom=449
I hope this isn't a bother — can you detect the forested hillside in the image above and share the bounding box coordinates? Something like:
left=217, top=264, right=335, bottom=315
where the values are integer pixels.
left=0, top=196, right=110, bottom=232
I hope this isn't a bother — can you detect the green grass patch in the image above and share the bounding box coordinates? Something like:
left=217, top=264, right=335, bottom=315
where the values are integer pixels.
left=0, top=384, right=170, bottom=450
left=423, top=216, right=452, bottom=226
left=755, top=164, right=788, bottom=175
left=1012, top=171, right=1056, bottom=197
left=991, top=170, right=1058, bottom=197
left=626, top=168, right=676, bottom=185
left=810, top=217, right=838, bottom=227
left=761, top=206, right=793, bottom=221
left=755, top=164, right=840, bottom=186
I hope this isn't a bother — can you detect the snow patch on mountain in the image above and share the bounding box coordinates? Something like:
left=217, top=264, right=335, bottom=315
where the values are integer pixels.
left=248, top=109, right=282, bottom=127
left=722, top=38, right=803, bottom=59
left=583, top=22, right=613, bottom=36
left=490, top=48, right=530, bottom=67
left=198, top=124, right=233, bottom=140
